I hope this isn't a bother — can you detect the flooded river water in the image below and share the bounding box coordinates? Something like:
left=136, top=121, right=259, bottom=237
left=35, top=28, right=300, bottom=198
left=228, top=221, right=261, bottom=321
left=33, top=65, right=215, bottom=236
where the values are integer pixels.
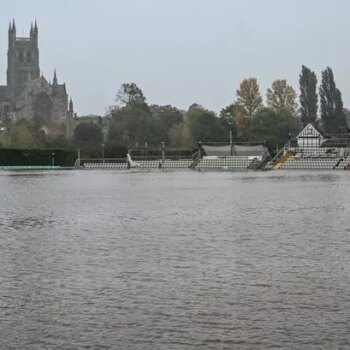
left=1, top=170, right=350, bottom=349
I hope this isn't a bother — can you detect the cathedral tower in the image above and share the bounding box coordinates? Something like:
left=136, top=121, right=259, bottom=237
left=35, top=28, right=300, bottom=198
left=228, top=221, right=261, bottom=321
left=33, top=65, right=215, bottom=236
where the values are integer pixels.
left=7, top=20, right=40, bottom=97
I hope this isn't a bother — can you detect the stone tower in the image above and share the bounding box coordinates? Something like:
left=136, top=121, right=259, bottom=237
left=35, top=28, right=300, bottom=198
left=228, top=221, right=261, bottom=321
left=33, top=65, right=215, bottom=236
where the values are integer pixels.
left=7, top=20, right=40, bottom=98
left=0, top=19, right=74, bottom=134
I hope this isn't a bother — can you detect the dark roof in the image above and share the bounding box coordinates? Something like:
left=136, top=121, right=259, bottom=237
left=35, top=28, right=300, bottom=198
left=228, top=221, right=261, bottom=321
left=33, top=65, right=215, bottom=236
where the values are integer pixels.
left=297, top=123, right=324, bottom=139
left=321, top=137, right=350, bottom=147
left=202, top=144, right=269, bottom=157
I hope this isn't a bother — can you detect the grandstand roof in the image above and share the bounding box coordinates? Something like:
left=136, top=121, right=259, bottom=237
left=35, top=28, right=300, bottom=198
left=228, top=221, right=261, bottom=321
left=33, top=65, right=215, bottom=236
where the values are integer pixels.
left=202, top=144, right=269, bottom=157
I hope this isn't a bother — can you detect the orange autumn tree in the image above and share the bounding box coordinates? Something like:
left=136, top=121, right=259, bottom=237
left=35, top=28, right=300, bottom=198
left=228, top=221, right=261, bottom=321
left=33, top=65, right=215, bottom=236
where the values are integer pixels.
left=230, top=78, right=263, bottom=141
left=236, top=77, right=263, bottom=118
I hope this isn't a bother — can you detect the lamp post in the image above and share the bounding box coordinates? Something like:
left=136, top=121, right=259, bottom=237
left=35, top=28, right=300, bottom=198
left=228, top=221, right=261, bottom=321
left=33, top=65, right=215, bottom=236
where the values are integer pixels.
left=51, top=152, right=55, bottom=167
left=102, top=143, right=105, bottom=163
left=77, top=148, right=81, bottom=168
left=288, top=132, right=291, bottom=151
left=161, top=141, right=165, bottom=163
left=227, top=121, right=233, bottom=155
left=198, top=141, right=202, bottom=159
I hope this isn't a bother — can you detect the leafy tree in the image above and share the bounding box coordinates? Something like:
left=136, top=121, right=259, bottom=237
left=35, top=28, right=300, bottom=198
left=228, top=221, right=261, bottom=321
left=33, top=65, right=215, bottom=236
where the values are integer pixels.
left=319, top=67, right=347, bottom=134
left=149, top=104, right=183, bottom=145
left=299, top=65, right=318, bottom=126
left=219, top=104, right=237, bottom=139
left=0, top=129, right=11, bottom=147
left=46, top=134, right=71, bottom=149
left=109, top=83, right=162, bottom=147
left=219, top=104, right=235, bottom=123
left=236, top=78, right=263, bottom=117
left=267, top=79, right=297, bottom=115
left=110, top=84, right=186, bottom=147
left=108, top=107, right=156, bottom=148
left=234, top=113, right=251, bottom=141
left=250, top=108, right=301, bottom=151
left=174, top=104, right=227, bottom=146
left=73, top=122, right=103, bottom=148
left=8, top=119, right=38, bottom=148
left=1, top=115, right=12, bottom=130
left=116, top=83, right=147, bottom=108
left=108, top=106, right=156, bottom=147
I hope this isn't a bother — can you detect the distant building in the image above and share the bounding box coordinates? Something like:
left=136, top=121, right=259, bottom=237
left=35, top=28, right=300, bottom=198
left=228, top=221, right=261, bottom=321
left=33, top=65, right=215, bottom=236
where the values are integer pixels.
left=296, top=123, right=324, bottom=149
left=0, top=20, right=74, bottom=135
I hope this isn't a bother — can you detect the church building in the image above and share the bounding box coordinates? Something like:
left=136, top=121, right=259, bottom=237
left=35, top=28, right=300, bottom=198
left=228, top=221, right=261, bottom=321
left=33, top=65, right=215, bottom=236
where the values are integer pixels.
left=0, top=20, right=74, bottom=134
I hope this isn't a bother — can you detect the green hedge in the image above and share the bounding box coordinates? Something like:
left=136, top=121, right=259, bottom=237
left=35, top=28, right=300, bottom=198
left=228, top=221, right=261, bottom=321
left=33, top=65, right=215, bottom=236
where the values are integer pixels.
left=0, top=148, right=77, bottom=166
left=0, top=146, right=192, bottom=166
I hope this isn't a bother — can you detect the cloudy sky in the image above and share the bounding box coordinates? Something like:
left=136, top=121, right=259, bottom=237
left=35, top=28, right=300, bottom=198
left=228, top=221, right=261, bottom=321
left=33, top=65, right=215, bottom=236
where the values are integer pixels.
left=0, top=0, right=349, bottom=116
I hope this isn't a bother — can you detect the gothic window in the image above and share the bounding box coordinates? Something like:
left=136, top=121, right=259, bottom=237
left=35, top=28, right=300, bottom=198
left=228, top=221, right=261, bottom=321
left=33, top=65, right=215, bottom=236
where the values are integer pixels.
left=27, top=51, right=32, bottom=62
left=19, top=51, right=24, bottom=62
left=34, top=93, right=53, bottom=123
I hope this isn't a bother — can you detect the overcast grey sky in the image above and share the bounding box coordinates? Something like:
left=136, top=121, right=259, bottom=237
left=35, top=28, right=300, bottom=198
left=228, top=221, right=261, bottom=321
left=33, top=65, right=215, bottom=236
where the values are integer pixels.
left=0, top=0, right=349, bottom=116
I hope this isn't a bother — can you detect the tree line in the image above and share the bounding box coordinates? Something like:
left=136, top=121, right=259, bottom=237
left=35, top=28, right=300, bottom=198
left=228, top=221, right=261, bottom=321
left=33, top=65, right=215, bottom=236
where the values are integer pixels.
left=0, top=65, right=348, bottom=154
left=105, top=80, right=300, bottom=152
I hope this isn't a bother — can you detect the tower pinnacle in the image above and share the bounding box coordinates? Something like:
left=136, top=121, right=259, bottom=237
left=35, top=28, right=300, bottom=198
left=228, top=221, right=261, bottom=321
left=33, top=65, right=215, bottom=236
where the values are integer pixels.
left=53, top=69, right=58, bottom=85
left=69, top=98, right=74, bottom=113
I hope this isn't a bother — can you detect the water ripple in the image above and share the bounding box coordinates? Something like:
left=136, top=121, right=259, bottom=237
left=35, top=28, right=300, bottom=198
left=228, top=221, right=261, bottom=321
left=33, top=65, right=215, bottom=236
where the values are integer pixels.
left=0, top=170, right=350, bottom=349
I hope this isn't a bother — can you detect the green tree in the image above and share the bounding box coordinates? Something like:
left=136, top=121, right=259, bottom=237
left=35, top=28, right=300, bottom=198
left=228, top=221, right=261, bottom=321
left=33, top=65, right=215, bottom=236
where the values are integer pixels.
left=46, top=134, right=71, bottom=149
left=236, top=78, right=263, bottom=117
left=116, top=82, right=147, bottom=108
left=8, top=119, right=38, bottom=148
left=109, top=83, right=158, bottom=147
left=250, top=108, right=301, bottom=151
left=174, top=104, right=227, bottom=146
left=150, top=104, right=183, bottom=145
left=299, top=65, right=318, bottom=126
left=0, top=129, right=11, bottom=147
left=267, top=79, right=297, bottom=115
left=73, top=122, right=103, bottom=148
left=319, top=67, right=346, bottom=134
left=219, top=104, right=237, bottom=140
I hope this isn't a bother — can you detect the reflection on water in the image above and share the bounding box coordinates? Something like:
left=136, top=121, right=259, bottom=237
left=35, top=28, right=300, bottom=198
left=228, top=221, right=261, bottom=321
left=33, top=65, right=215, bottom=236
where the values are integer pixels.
left=0, top=170, right=350, bottom=349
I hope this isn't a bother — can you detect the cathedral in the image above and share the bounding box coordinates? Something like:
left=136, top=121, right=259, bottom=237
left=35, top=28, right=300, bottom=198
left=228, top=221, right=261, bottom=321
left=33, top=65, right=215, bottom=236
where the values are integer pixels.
left=0, top=20, right=74, bottom=134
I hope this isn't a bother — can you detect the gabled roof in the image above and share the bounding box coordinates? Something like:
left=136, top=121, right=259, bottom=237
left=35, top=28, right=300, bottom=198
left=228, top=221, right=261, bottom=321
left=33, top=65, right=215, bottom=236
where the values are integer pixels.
left=297, top=123, right=324, bottom=139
